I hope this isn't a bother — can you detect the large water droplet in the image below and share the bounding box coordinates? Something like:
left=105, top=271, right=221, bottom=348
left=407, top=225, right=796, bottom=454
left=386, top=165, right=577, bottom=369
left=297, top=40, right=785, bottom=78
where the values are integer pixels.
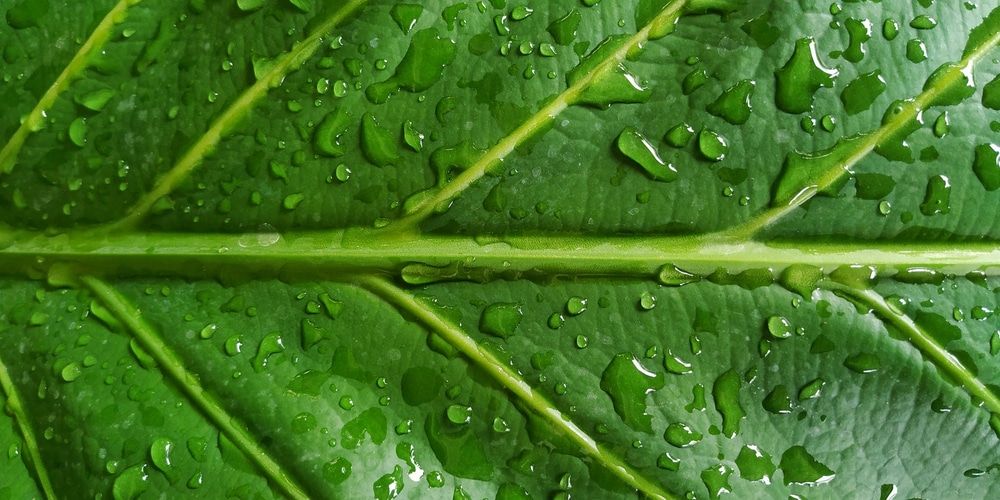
left=736, top=444, right=776, bottom=484
left=842, top=18, right=872, bottom=62
left=779, top=446, right=836, bottom=486
left=706, top=80, right=755, bottom=125
left=841, top=70, right=886, bottom=115
left=774, top=37, right=838, bottom=114
left=919, top=175, right=951, bottom=216
left=389, top=4, right=423, bottom=34
left=366, top=29, right=456, bottom=103
left=712, top=369, right=746, bottom=438
left=479, top=302, right=523, bottom=339
left=701, top=464, right=733, bottom=500
left=600, top=353, right=664, bottom=433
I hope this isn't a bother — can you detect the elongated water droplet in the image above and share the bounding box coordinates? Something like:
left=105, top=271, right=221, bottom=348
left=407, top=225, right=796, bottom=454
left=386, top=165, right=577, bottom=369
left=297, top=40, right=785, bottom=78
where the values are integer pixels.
left=842, top=18, right=871, bottom=62
left=600, top=353, right=664, bottom=433
left=698, top=129, right=728, bottom=162
left=712, top=369, right=745, bottom=438
left=844, top=352, right=880, bottom=373
left=617, top=126, right=677, bottom=181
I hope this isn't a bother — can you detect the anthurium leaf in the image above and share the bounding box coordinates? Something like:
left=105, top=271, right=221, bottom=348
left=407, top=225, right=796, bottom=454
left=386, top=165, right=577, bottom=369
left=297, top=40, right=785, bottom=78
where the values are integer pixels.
left=3, top=0, right=1000, bottom=499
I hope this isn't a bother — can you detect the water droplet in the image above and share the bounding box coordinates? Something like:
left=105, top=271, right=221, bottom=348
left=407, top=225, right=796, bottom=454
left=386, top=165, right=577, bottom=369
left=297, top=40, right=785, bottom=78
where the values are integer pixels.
left=566, top=297, right=587, bottom=315
left=910, top=14, right=937, bottom=29
left=919, top=175, right=951, bottom=216
left=844, top=353, right=881, bottom=373
left=766, top=315, right=794, bottom=338
left=922, top=63, right=976, bottom=108
left=712, top=370, right=746, bottom=438
left=841, top=18, right=872, bottom=63
left=150, top=438, right=176, bottom=480
left=763, top=385, right=793, bottom=414
left=779, top=446, right=836, bottom=486
left=600, top=353, right=664, bottom=433
left=653, top=452, right=681, bottom=472
left=706, top=79, right=755, bottom=125
left=446, top=405, right=472, bottom=424
left=774, top=37, right=838, bottom=114
left=658, top=264, right=700, bottom=286
left=664, top=349, right=693, bottom=375
left=882, top=18, right=899, bottom=40
left=617, top=126, right=677, bottom=181
left=682, top=67, right=708, bottom=95
left=389, top=4, right=423, bottom=34
left=547, top=313, right=565, bottom=329
left=736, top=444, right=776, bottom=484
left=685, top=384, right=707, bottom=413
left=366, top=29, right=456, bottom=104
left=323, top=457, right=352, bottom=484
left=798, top=378, right=825, bottom=400
left=664, top=422, right=702, bottom=447
left=112, top=464, right=149, bottom=500
left=69, top=117, right=88, bottom=147
left=741, top=13, right=781, bottom=49
left=360, top=113, right=399, bottom=167
left=973, top=144, right=1000, bottom=191
left=478, top=302, right=522, bottom=340
left=639, top=291, right=657, bottom=310
left=701, top=464, right=734, bottom=500
left=698, top=129, right=729, bottom=162
left=664, top=122, right=695, bottom=148
left=547, top=9, right=581, bottom=45
left=251, top=332, right=284, bottom=372
left=61, top=362, right=82, bottom=382
left=569, top=35, right=651, bottom=107
left=840, top=70, right=886, bottom=116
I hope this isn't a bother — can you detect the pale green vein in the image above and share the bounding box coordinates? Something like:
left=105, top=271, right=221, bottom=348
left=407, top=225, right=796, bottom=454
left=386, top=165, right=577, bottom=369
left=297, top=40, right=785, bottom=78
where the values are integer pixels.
left=6, top=229, right=1000, bottom=279
left=387, top=0, right=690, bottom=235
left=357, top=275, right=678, bottom=500
left=726, top=15, right=1000, bottom=241
left=0, top=352, right=57, bottom=500
left=78, top=275, right=311, bottom=500
left=0, top=0, right=137, bottom=178
left=824, top=282, right=1000, bottom=420
left=109, top=0, right=368, bottom=231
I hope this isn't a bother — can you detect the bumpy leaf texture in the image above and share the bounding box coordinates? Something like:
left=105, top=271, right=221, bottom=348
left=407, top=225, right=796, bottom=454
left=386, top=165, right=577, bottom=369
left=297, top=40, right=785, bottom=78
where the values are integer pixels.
left=2, top=0, right=1000, bottom=499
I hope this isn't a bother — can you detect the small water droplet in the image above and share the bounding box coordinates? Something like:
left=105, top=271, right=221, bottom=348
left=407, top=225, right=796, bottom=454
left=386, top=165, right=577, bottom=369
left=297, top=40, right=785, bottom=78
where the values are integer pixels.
left=664, top=422, right=702, bottom=447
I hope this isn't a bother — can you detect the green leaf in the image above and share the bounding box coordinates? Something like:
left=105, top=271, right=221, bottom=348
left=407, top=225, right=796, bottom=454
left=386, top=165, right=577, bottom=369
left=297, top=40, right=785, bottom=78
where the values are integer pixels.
left=3, top=1, right=1000, bottom=499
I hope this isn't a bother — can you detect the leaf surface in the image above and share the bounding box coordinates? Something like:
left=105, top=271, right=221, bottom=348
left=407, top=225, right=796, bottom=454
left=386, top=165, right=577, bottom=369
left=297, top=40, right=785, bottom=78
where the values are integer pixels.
left=3, top=0, right=1000, bottom=498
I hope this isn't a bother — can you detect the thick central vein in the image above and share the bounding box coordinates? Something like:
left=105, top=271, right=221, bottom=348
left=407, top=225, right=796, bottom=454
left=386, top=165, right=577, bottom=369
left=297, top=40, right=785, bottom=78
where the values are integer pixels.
left=726, top=18, right=1000, bottom=240
left=387, top=0, right=690, bottom=235
left=109, top=0, right=369, bottom=231
left=825, top=283, right=1000, bottom=418
left=0, top=0, right=138, bottom=178
left=5, top=229, right=1000, bottom=279
left=357, top=276, right=677, bottom=500
left=79, top=275, right=311, bottom=500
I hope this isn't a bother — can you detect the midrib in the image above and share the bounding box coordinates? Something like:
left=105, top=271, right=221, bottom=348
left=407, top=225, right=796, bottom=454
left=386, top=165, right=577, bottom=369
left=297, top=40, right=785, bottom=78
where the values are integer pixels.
left=4, top=229, right=1000, bottom=279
